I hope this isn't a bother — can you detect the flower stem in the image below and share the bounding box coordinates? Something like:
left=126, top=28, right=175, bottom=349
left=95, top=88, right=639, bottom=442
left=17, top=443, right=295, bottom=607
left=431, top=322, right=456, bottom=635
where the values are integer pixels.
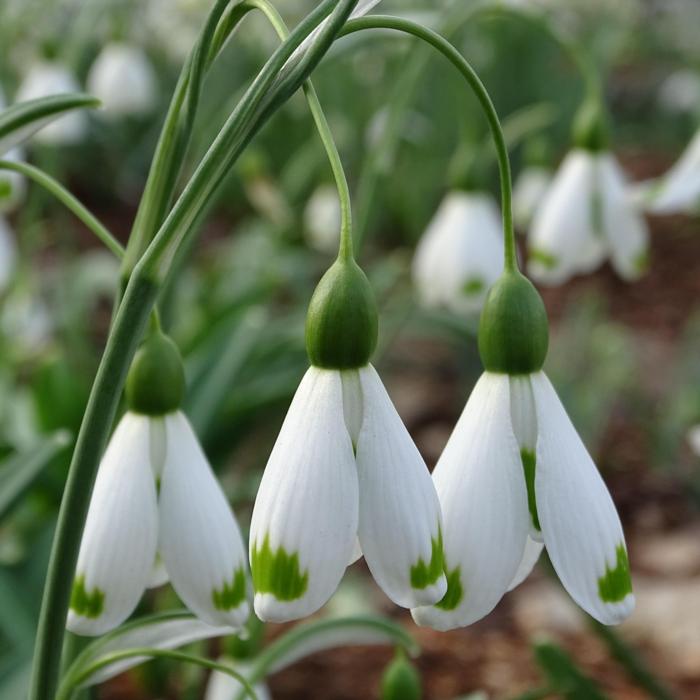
left=341, top=16, right=518, bottom=272
left=56, top=647, right=258, bottom=700
left=0, top=159, right=124, bottom=258
left=244, top=0, right=354, bottom=261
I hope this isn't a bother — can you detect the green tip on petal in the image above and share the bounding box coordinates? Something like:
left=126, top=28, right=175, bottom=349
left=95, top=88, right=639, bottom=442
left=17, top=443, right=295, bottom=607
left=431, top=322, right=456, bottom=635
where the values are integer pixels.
left=462, top=277, right=485, bottom=296
left=410, top=527, right=444, bottom=590
left=598, top=544, right=633, bottom=603
left=70, top=575, right=104, bottom=619
left=213, top=567, right=248, bottom=611
left=529, top=248, right=558, bottom=270
left=251, top=534, right=309, bottom=601
left=521, top=449, right=541, bottom=532
left=0, top=179, right=12, bottom=199
left=305, top=257, right=378, bottom=369
left=125, top=330, right=185, bottom=416
left=478, top=270, right=549, bottom=374
left=435, top=566, right=463, bottom=611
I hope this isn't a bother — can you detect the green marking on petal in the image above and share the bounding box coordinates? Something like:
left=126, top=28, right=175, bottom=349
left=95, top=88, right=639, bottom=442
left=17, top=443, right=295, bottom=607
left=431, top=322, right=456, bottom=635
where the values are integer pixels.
left=213, top=567, right=247, bottom=610
left=591, top=184, right=605, bottom=239
left=251, top=534, right=309, bottom=601
left=632, top=250, right=649, bottom=274
left=70, top=575, right=104, bottom=618
left=435, top=566, right=463, bottom=611
left=529, top=248, right=558, bottom=270
left=0, top=179, right=12, bottom=199
left=410, top=527, right=444, bottom=589
left=521, top=448, right=541, bottom=532
left=462, top=278, right=485, bottom=296
left=598, top=544, right=633, bottom=603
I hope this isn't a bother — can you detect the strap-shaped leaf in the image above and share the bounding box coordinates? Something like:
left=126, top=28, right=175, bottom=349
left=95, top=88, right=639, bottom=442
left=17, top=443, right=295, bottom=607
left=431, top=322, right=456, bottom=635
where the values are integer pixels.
left=0, top=431, right=72, bottom=520
left=62, top=611, right=236, bottom=690
left=0, top=94, right=99, bottom=155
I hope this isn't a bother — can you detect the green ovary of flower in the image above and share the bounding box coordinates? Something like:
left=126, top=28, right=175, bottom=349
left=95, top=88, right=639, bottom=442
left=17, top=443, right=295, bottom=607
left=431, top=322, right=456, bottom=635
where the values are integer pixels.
left=410, top=527, right=444, bottom=589
left=213, top=567, right=247, bottom=610
left=598, top=544, right=633, bottom=603
left=521, top=449, right=541, bottom=532
left=70, top=575, right=104, bottom=618
left=251, top=535, right=309, bottom=601
left=435, top=566, right=463, bottom=611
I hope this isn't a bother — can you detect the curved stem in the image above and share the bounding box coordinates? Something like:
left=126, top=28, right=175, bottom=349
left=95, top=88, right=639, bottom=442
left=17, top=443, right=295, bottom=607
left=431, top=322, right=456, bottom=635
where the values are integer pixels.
left=244, top=0, right=354, bottom=260
left=341, top=16, right=518, bottom=271
left=57, top=647, right=258, bottom=700
left=0, top=159, right=124, bottom=258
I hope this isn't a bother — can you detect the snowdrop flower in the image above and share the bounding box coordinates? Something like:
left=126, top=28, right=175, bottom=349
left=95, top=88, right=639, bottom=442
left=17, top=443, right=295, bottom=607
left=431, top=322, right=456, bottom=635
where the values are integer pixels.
left=412, top=191, right=504, bottom=314
left=412, top=271, right=634, bottom=630
left=250, top=256, right=446, bottom=622
left=304, top=184, right=341, bottom=253
left=68, top=331, right=249, bottom=636
left=512, top=166, right=551, bottom=230
left=16, top=60, right=87, bottom=144
left=639, top=130, right=700, bottom=215
left=0, top=215, right=17, bottom=291
left=87, top=43, right=157, bottom=117
left=528, top=103, right=648, bottom=284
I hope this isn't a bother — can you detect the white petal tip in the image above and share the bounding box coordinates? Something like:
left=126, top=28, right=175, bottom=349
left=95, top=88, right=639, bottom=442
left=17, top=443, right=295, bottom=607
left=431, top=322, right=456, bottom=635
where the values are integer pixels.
left=410, top=605, right=462, bottom=632
left=253, top=593, right=320, bottom=623
left=591, top=593, right=636, bottom=626
left=409, top=576, right=448, bottom=607
left=66, top=610, right=115, bottom=637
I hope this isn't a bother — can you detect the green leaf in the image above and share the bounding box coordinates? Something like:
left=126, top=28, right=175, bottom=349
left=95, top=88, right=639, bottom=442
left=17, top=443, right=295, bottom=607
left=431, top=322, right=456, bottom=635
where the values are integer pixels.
left=0, top=94, right=99, bottom=155
left=62, top=611, right=237, bottom=690
left=534, top=641, right=609, bottom=700
left=0, top=431, right=72, bottom=521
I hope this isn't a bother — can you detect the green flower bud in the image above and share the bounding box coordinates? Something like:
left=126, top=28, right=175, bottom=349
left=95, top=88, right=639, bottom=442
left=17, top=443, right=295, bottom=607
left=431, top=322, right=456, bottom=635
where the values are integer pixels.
left=572, top=99, right=609, bottom=152
left=478, top=270, right=549, bottom=374
left=305, top=257, right=378, bottom=369
left=381, top=650, right=422, bottom=700
left=125, top=330, right=185, bottom=415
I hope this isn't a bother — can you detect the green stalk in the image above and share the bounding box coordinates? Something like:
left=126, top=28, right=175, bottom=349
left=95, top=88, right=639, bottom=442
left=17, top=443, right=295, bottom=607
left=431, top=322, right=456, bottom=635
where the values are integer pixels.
left=244, top=0, right=354, bottom=261
left=0, top=160, right=124, bottom=258
left=341, top=15, right=518, bottom=272
left=56, top=647, right=258, bottom=700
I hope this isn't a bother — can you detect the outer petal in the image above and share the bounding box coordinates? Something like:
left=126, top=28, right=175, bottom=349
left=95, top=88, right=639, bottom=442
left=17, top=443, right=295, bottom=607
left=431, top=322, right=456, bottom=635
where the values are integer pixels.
left=598, top=154, right=649, bottom=280
left=249, top=368, right=358, bottom=622
left=159, top=412, right=249, bottom=629
left=506, top=536, right=544, bottom=592
left=513, top=166, right=552, bottom=229
left=0, top=215, right=17, bottom=292
left=531, top=372, right=635, bottom=624
left=412, top=373, right=529, bottom=630
left=67, top=413, right=158, bottom=635
left=528, top=150, right=605, bottom=285
left=355, top=365, right=446, bottom=608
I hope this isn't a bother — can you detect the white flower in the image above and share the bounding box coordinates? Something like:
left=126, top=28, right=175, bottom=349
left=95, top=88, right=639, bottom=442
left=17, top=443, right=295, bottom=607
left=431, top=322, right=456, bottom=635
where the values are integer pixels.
left=688, top=424, right=700, bottom=458
left=513, top=166, right=552, bottom=230
left=87, top=43, right=157, bottom=117
left=639, top=130, right=700, bottom=215
left=527, top=150, right=649, bottom=284
left=0, top=215, right=16, bottom=291
left=67, top=411, right=249, bottom=636
left=15, top=61, right=87, bottom=144
left=249, top=365, right=446, bottom=622
left=304, top=184, right=341, bottom=254
left=412, top=191, right=504, bottom=315
left=657, top=69, right=700, bottom=116
left=412, top=371, right=634, bottom=630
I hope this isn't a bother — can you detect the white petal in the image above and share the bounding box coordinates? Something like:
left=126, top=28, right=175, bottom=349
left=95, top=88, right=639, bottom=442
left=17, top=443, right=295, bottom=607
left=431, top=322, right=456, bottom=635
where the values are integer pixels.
left=205, top=662, right=271, bottom=700
left=412, top=191, right=504, bottom=314
left=687, top=424, right=700, bottom=458
left=528, top=150, right=605, bottom=285
left=507, top=536, right=544, bottom=592
left=355, top=365, right=446, bottom=608
left=304, top=184, right=341, bottom=254
left=531, top=372, right=635, bottom=624
left=598, top=154, right=649, bottom=280
left=0, top=215, right=17, bottom=292
left=412, top=373, right=529, bottom=630
left=513, top=167, right=552, bottom=229
left=159, top=412, right=249, bottom=629
left=147, top=554, right=169, bottom=589
left=249, top=368, right=358, bottom=622
left=67, top=413, right=158, bottom=635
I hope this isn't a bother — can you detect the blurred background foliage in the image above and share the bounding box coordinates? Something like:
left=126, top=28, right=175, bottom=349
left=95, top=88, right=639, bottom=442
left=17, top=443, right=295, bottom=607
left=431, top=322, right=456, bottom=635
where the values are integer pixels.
left=1, top=0, right=699, bottom=698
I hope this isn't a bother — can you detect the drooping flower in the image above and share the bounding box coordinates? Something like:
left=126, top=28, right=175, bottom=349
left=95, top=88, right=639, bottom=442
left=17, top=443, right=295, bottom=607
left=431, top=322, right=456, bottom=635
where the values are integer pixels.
left=68, top=331, right=249, bottom=635
left=412, top=271, right=634, bottom=630
left=637, top=130, right=700, bottom=216
left=16, top=60, right=87, bottom=144
left=250, top=257, right=446, bottom=622
left=87, top=42, right=157, bottom=117
left=527, top=103, right=648, bottom=284
left=412, top=191, right=504, bottom=314
left=512, top=165, right=551, bottom=230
